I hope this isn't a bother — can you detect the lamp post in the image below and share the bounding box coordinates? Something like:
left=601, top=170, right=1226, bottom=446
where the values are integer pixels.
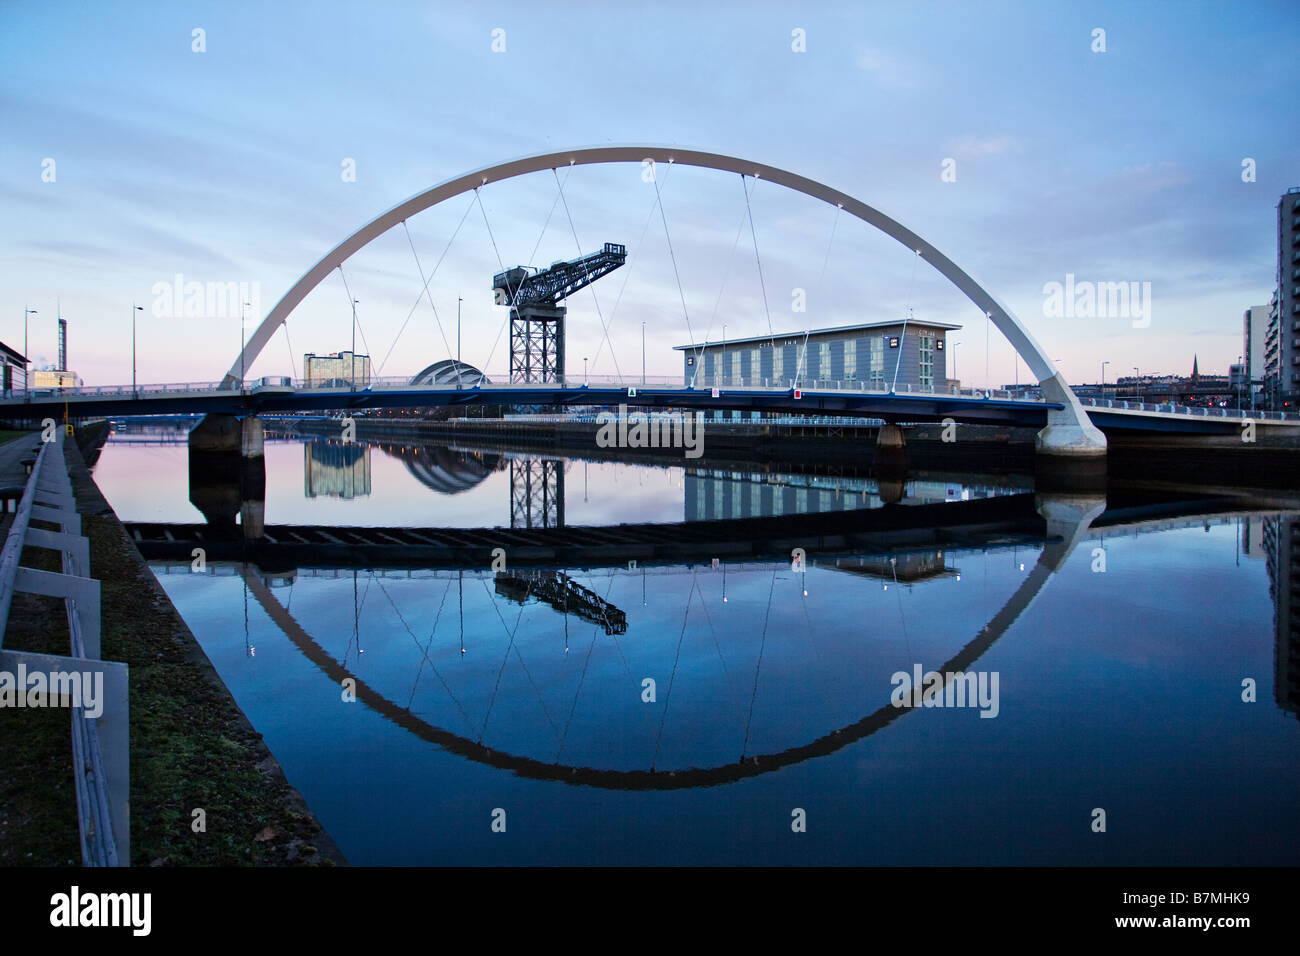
left=1101, top=360, right=1110, bottom=398
left=721, top=324, right=727, bottom=387
left=241, top=301, right=251, bottom=392
left=583, top=356, right=588, bottom=387
left=23, top=307, right=36, bottom=401
left=1133, top=367, right=1140, bottom=401
left=952, top=341, right=962, bottom=386
left=131, top=304, right=142, bottom=397
left=641, top=321, right=646, bottom=385
left=457, top=297, right=462, bottom=367
left=351, top=298, right=359, bottom=391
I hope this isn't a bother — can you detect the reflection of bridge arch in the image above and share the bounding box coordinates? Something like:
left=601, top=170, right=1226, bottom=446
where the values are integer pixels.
left=225, top=146, right=1104, bottom=457
left=240, top=497, right=1100, bottom=789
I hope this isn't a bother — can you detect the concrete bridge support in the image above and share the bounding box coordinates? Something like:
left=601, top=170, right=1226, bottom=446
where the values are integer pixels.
left=187, top=414, right=265, bottom=536
left=874, top=425, right=909, bottom=504
left=1034, top=375, right=1108, bottom=490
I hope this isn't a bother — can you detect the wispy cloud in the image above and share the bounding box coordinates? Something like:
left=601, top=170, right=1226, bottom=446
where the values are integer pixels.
left=853, top=45, right=921, bottom=91
left=950, top=136, right=1018, bottom=157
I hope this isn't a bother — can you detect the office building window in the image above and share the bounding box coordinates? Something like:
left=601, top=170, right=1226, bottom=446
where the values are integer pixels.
left=844, top=340, right=857, bottom=379
left=919, top=333, right=935, bottom=390
left=869, top=337, right=885, bottom=385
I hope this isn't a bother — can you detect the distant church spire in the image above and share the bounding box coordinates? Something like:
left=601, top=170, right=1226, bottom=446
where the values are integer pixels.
left=1192, top=354, right=1199, bottom=380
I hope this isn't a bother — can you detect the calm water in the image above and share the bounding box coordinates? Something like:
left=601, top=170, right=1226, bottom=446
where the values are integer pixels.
left=93, top=430, right=1300, bottom=865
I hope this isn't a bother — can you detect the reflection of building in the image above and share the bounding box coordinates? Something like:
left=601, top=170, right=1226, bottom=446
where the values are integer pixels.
left=1263, top=515, right=1300, bottom=718
left=304, top=441, right=371, bottom=499
left=304, top=350, right=370, bottom=387
left=674, top=320, right=958, bottom=392
left=684, top=469, right=1010, bottom=521
left=827, top=552, right=956, bottom=583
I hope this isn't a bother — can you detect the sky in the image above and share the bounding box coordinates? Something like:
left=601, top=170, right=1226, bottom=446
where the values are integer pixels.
left=2, top=0, right=1298, bottom=389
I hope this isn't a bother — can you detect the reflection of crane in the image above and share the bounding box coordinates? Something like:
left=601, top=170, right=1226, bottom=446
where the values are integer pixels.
left=493, top=242, right=627, bottom=384
left=495, top=571, right=628, bottom=635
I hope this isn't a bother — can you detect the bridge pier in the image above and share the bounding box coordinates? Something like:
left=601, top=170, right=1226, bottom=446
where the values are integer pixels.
left=1034, top=373, right=1108, bottom=491
left=188, top=414, right=265, bottom=537
left=874, top=425, right=908, bottom=504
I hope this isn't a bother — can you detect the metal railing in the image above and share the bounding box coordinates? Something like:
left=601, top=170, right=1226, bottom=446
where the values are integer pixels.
left=1081, top=397, right=1299, bottom=422
left=4, top=374, right=1033, bottom=402
left=14, top=375, right=1300, bottom=421
left=0, top=430, right=129, bottom=866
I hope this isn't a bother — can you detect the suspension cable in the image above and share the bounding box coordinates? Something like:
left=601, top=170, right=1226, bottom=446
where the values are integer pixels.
left=599, top=171, right=667, bottom=374
left=554, top=167, right=623, bottom=381
left=282, top=318, right=298, bottom=380
left=742, top=174, right=776, bottom=353
left=472, top=185, right=544, bottom=386
left=336, top=265, right=373, bottom=370
left=376, top=219, right=456, bottom=374
left=889, top=250, right=922, bottom=393
left=691, top=205, right=750, bottom=389
left=652, top=162, right=699, bottom=382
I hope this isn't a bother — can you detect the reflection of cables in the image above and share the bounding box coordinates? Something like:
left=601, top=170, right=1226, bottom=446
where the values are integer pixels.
left=479, top=577, right=559, bottom=747
left=693, top=574, right=747, bottom=730
left=652, top=571, right=696, bottom=771
left=890, top=556, right=912, bottom=664
left=740, top=569, right=777, bottom=760
left=376, top=575, right=473, bottom=734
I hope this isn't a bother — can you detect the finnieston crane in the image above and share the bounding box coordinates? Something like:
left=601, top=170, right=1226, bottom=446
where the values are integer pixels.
left=493, top=242, right=627, bottom=384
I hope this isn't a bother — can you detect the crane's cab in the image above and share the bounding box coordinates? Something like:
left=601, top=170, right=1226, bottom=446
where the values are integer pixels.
left=492, top=266, right=531, bottom=304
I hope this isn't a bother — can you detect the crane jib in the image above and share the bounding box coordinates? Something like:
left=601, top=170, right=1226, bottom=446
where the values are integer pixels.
left=493, top=242, right=627, bottom=308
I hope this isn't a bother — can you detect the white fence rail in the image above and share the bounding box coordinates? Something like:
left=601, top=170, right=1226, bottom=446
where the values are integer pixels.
left=0, top=430, right=129, bottom=866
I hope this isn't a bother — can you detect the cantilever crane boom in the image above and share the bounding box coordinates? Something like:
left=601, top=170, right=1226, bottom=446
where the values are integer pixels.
left=493, top=242, right=627, bottom=309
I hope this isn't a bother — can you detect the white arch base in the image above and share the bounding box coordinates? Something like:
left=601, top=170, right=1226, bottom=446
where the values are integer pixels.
left=1038, top=374, right=1109, bottom=458
left=230, top=145, right=1106, bottom=460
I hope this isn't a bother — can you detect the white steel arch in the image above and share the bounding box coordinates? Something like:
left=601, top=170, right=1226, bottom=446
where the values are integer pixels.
left=229, top=146, right=1104, bottom=455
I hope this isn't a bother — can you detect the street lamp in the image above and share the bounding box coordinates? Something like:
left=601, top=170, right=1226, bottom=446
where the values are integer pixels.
left=641, top=321, right=646, bottom=385
left=1101, top=360, right=1110, bottom=397
left=23, top=307, right=36, bottom=400
left=132, top=304, right=142, bottom=397
left=583, top=356, right=589, bottom=386
left=241, top=301, right=251, bottom=392
left=1132, top=366, right=1140, bottom=400
left=721, top=324, right=727, bottom=387
left=351, top=298, right=359, bottom=391
left=952, top=341, right=962, bottom=386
